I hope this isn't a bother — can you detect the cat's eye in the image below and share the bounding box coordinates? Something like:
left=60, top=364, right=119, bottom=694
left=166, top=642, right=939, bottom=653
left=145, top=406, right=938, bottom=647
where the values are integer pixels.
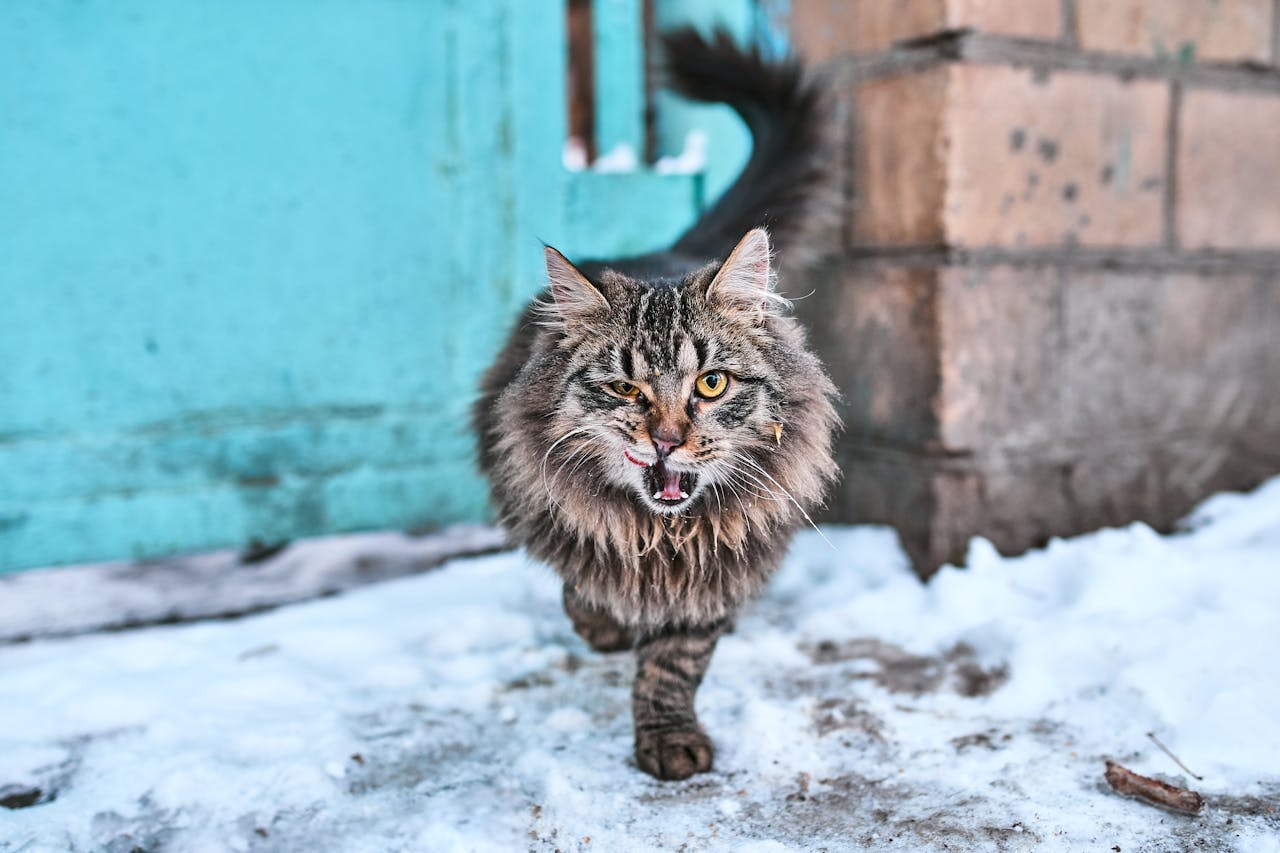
left=695, top=371, right=729, bottom=399
left=609, top=380, right=641, bottom=399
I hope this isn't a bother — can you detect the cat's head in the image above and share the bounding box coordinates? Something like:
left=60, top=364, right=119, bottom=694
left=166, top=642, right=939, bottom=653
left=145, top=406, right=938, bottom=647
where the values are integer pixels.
left=534, top=229, right=814, bottom=517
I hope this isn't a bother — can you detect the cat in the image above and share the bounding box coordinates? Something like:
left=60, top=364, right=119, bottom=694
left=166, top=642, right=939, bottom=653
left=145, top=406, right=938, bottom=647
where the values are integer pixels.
left=473, top=28, right=838, bottom=781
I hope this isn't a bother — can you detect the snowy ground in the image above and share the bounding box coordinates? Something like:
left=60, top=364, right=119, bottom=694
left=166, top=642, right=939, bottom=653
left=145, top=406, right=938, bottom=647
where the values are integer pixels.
left=2, top=481, right=1279, bottom=852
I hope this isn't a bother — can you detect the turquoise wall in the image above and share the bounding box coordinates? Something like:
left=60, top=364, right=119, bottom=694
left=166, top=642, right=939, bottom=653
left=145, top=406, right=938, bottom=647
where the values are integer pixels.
left=0, top=0, right=778, bottom=572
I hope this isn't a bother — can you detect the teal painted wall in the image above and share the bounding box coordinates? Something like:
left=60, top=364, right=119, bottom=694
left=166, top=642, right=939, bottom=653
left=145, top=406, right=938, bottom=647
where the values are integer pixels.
left=0, top=0, right=768, bottom=572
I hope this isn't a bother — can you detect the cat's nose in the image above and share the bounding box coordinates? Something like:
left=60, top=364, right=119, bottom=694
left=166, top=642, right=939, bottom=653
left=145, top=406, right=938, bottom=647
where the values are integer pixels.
left=652, top=425, right=685, bottom=457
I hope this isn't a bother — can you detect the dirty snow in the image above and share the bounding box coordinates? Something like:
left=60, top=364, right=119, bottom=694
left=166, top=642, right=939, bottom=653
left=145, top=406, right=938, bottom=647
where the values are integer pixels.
left=2, top=479, right=1279, bottom=851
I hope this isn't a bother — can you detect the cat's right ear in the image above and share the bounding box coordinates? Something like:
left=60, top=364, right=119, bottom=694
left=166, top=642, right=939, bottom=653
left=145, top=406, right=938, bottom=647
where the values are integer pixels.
left=706, top=228, right=786, bottom=323
left=542, top=245, right=609, bottom=328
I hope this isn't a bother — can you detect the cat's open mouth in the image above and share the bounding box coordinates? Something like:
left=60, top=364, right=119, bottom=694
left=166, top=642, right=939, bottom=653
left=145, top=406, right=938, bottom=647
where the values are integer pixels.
left=644, top=459, right=696, bottom=505
left=626, top=451, right=697, bottom=506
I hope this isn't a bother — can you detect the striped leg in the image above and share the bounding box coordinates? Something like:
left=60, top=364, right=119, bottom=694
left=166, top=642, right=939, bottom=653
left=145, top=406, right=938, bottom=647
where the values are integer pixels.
left=563, top=583, right=634, bottom=653
left=632, top=619, right=729, bottom=780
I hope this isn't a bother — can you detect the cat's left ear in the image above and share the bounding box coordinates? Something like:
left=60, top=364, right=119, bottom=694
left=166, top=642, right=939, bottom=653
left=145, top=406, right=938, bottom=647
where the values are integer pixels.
left=542, top=245, right=609, bottom=328
left=706, top=228, right=783, bottom=323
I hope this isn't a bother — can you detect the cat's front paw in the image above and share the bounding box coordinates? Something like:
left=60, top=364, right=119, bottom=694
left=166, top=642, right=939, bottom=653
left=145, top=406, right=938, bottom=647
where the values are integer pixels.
left=635, top=728, right=714, bottom=780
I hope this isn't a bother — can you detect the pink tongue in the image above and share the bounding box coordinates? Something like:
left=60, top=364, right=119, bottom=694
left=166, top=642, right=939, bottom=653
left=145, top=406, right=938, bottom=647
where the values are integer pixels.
left=660, top=468, right=683, bottom=500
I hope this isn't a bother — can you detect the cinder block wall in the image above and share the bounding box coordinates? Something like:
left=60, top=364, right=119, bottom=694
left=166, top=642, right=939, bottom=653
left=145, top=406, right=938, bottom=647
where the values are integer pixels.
left=790, top=0, right=1280, bottom=576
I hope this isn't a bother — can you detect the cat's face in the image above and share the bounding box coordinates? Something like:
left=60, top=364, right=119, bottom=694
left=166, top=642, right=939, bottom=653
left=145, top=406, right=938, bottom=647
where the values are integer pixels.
left=540, top=230, right=789, bottom=516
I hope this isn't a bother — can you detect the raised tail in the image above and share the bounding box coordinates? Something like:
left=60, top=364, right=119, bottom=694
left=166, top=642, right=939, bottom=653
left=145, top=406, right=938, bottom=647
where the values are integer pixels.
left=662, top=27, right=833, bottom=265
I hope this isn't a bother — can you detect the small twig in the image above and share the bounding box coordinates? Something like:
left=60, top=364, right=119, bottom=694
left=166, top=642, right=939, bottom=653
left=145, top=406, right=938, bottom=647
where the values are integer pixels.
left=1104, top=760, right=1204, bottom=815
left=1147, top=731, right=1204, bottom=781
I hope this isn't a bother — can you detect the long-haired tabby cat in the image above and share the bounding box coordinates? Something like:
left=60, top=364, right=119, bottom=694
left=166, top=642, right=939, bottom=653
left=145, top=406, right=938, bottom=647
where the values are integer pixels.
left=474, top=29, right=838, bottom=780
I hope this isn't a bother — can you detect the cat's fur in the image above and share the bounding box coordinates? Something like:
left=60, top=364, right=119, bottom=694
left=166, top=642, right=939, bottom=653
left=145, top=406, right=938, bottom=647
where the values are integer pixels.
left=473, top=29, right=838, bottom=781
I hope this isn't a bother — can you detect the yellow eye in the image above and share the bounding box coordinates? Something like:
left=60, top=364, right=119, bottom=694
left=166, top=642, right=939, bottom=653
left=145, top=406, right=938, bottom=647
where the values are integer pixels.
left=695, top=371, right=729, bottom=399
left=609, top=380, right=641, bottom=398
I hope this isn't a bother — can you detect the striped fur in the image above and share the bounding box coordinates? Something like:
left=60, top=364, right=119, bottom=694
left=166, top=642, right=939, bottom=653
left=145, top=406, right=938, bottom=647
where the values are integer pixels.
left=472, top=31, right=838, bottom=781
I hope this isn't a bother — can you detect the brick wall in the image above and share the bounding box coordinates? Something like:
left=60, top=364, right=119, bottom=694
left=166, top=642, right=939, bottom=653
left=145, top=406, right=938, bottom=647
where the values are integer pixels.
left=790, top=0, right=1280, bottom=575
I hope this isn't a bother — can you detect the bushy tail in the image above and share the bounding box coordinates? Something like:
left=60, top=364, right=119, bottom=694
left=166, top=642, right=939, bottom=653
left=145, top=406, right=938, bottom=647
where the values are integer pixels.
left=662, top=27, right=833, bottom=264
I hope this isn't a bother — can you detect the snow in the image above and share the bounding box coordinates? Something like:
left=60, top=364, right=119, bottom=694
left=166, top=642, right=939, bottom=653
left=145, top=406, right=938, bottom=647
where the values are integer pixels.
left=561, top=132, right=708, bottom=176
left=562, top=136, right=589, bottom=172
left=591, top=142, right=640, bottom=174
left=2, top=480, right=1279, bottom=851
left=654, top=129, right=710, bottom=176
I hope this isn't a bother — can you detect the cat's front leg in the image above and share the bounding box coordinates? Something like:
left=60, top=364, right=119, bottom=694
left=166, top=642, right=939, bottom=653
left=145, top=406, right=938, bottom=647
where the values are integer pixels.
left=632, top=618, right=729, bottom=780
left=563, top=583, right=634, bottom=653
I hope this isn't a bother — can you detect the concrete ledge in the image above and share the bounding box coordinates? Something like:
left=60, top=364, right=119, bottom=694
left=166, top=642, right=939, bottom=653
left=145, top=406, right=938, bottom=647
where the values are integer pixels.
left=0, top=524, right=507, bottom=644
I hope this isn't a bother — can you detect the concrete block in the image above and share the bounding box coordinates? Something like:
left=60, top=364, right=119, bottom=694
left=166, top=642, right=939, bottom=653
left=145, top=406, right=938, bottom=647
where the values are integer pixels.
left=1245, top=270, right=1280, bottom=435
left=1062, top=270, right=1266, bottom=439
left=943, top=64, right=1169, bottom=248
left=935, top=265, right=1063, bottom=451
left=849, top=64, right=1168, bottom=248
left=850, top=68, right=950, bottom=246
left=1064, top=448, right=1165, bottom=533
left=792, top=0, right=1063, bottom=59
left=796, top=263, right=942, bottom=448
left=1178, top=88, right=1280, bottom=250
left=1157, top=437, right=1278, bottom=527
left=951, top=0, right=1065, bottom=42
left=790, top=0, right=906, bottom=60
left=1076, top=0, right=1273, bottom=64
left=815, top=263, right=1279, bottom=579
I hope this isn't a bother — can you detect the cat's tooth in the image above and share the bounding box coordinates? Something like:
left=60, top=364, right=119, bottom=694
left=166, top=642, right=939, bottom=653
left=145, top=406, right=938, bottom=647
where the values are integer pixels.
left=680, top=491, right=689, bottom=499
left=652, top=491, right=664, bottom=500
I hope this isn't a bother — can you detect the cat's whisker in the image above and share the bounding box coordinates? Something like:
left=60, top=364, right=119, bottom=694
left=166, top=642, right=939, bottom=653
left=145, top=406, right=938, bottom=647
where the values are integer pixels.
left=706, top=467, right=750, bottom=522
left=708, top=479, right=724, bottom=516
left=705, top=483, right=725, bottom=556
left=540, top=426, right=595, bottom=511
left=717, top=469, right=766, bottom=503
left=721, top=463, right=786, bottom=500
left=717, top=460, right=787, bottom=504
left=724, top=454, right=790, bottom=499
left=547, top=444, right=598, bottom=501
left=727, top=462, right=800, bottom=507
left=714, top=474, right=753, bottom=533
left=560, top=453, right=597, bottom=486
left=556, top=441, right=601, bottom=485
left=715, top=467, right=760, bottom=504
left=736, top=455, right=836, bottom=551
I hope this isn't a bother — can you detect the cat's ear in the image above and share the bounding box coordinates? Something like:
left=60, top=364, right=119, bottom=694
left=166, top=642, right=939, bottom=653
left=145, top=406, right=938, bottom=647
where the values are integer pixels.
left=706, top=228, right=784, bottom=322
left=542, top=245, right=608, bottom=327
